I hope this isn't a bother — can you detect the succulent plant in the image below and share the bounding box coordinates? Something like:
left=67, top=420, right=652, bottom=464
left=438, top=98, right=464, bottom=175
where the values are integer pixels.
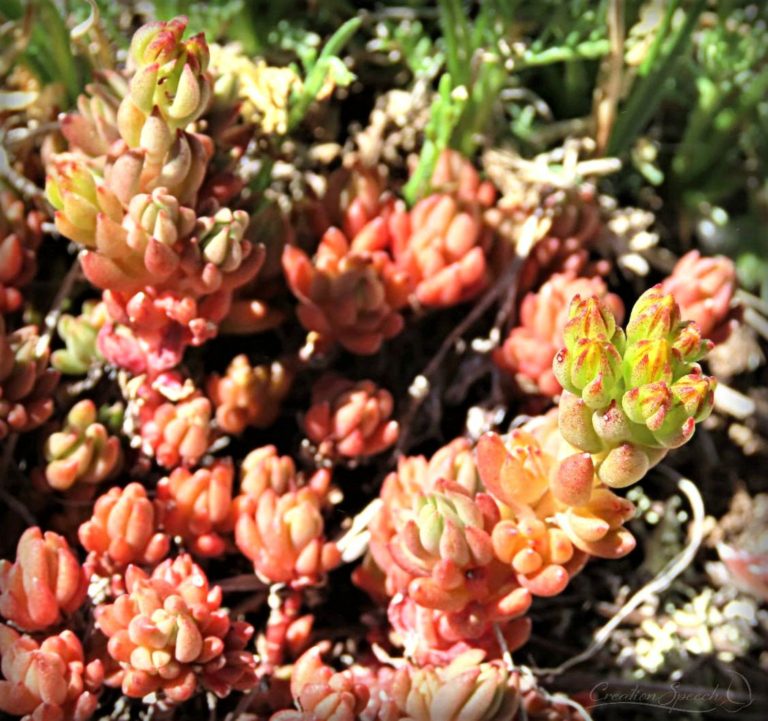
left=95, top=555, right=256, bottom=703
left=478, top=413, right=636, bottom=569
left=386, top=594, right=532, bottom=668
left=99, top=287, right=228, bottom=375
left=0, top=528, right=88, bottom=632
left=283, top=227, right=411, bottom=355
left=358, top=437, right=483, bottom=599
left=304, top=375, right=399, bottom=459
left=45, top=156, right=262, bottom=315
left=51, top=301, right=108, bottom=375
left=318, top=165, right=391, bottom=242
left=270, top=642, right=370, bottom=721
left=136, top=379, right=214, bottom=469
left=239, top=445, right=332, bottom=500
left=393, top=150, right=497, bottom=308
left=45, top=16, right=264, bottom=378
left=714, top=490, right=768, bottom=602
left=0, top=9, right=738, bottom=721
left=386, top=481, right=501, bottom=613
left=494, top=272, right=624, bottom=397
left=79, top=483, right=170, bottom=573
left=275, top=646, right=523, bottom=721
left=382, top=650, right=520, bottom=721
left=234, top=485, right=340, bottom=588
left=43, top=400, right=122, bottom=491
left=59, top=70, right=125, bottom=157
left=207, top=355, right=293, bottom=434
left=157, top=459, right=235, bottom=557
left=0, top=320, right=60, bottom=439
left=0, top=624, right=103, bottom=721
left=0, top=191, right=44, bottom=315
left=661, top=250, right=738, bottom=342
left=554, top=286, right=716, bottom=488
left=120, top=17, right=212, bottom=141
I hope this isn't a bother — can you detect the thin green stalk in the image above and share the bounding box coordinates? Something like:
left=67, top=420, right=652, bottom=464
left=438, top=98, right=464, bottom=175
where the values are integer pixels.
left=515, top=39, right=611, bottom=69
left=637, top=0, right=680, bottom=77
left=41, top=0, right=81, bottom=102
left=607, top=0, right=705, bottom=156
left=674, top=59, right=768, bottom=187
left=438, top=0, right=469, bottom=86
left=455, top=56, right=505, bottom=156
left=287, top=16, right=361, bottom=130
left=403, top=73, right=464, bottom=205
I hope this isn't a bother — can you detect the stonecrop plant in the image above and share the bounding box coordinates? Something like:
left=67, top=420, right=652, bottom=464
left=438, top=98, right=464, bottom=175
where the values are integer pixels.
left=0, top=3, right=755, bottom=721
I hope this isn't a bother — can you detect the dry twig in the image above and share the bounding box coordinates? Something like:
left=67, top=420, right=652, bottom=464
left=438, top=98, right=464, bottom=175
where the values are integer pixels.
left=534, top=468, right=705, bottom=676
left=396, top=255, right=524, bottom=454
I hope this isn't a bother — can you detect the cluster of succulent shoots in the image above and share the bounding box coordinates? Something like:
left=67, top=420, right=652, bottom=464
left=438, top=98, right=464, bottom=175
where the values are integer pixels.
left=0, top=10, right=741, bottom=721
left=0, top=317, right=60, bottom=439
left=281, top=148, right=501, bottom=356
left=272, top=644, right=586, bottom=721
left=555, top=286, right=717, bottom=487
left=45, top=16, right=263, bottom=378
left=354, top=288, right=717, bottom=668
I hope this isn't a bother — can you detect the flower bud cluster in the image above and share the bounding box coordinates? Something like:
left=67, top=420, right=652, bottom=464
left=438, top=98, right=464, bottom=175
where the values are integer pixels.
left=554, top=286, right=716, bottom=488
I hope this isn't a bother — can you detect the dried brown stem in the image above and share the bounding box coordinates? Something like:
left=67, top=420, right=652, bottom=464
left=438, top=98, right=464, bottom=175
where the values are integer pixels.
left=593, top=0, right=625, bottom=155
left=395, top=255, right=523, bottom=454
left=533, top=469, right=705, bottom=676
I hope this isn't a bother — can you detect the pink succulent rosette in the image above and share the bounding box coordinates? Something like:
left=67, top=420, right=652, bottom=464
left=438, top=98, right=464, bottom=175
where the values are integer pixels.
left=304, top=375, right=399, bottom=459
left=661, top=249, right=738, bottom=342
left=0, top=625, right=104, bottom=721
left=95, top=555, right=256, bottom=703
left=0, top=528, right=88, bottom=633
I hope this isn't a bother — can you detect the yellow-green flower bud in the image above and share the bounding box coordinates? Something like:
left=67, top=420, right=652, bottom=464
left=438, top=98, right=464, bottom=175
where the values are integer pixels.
left=554, top=286, right=717, bottom=491
left=625, top=285, right=680, bottom=344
